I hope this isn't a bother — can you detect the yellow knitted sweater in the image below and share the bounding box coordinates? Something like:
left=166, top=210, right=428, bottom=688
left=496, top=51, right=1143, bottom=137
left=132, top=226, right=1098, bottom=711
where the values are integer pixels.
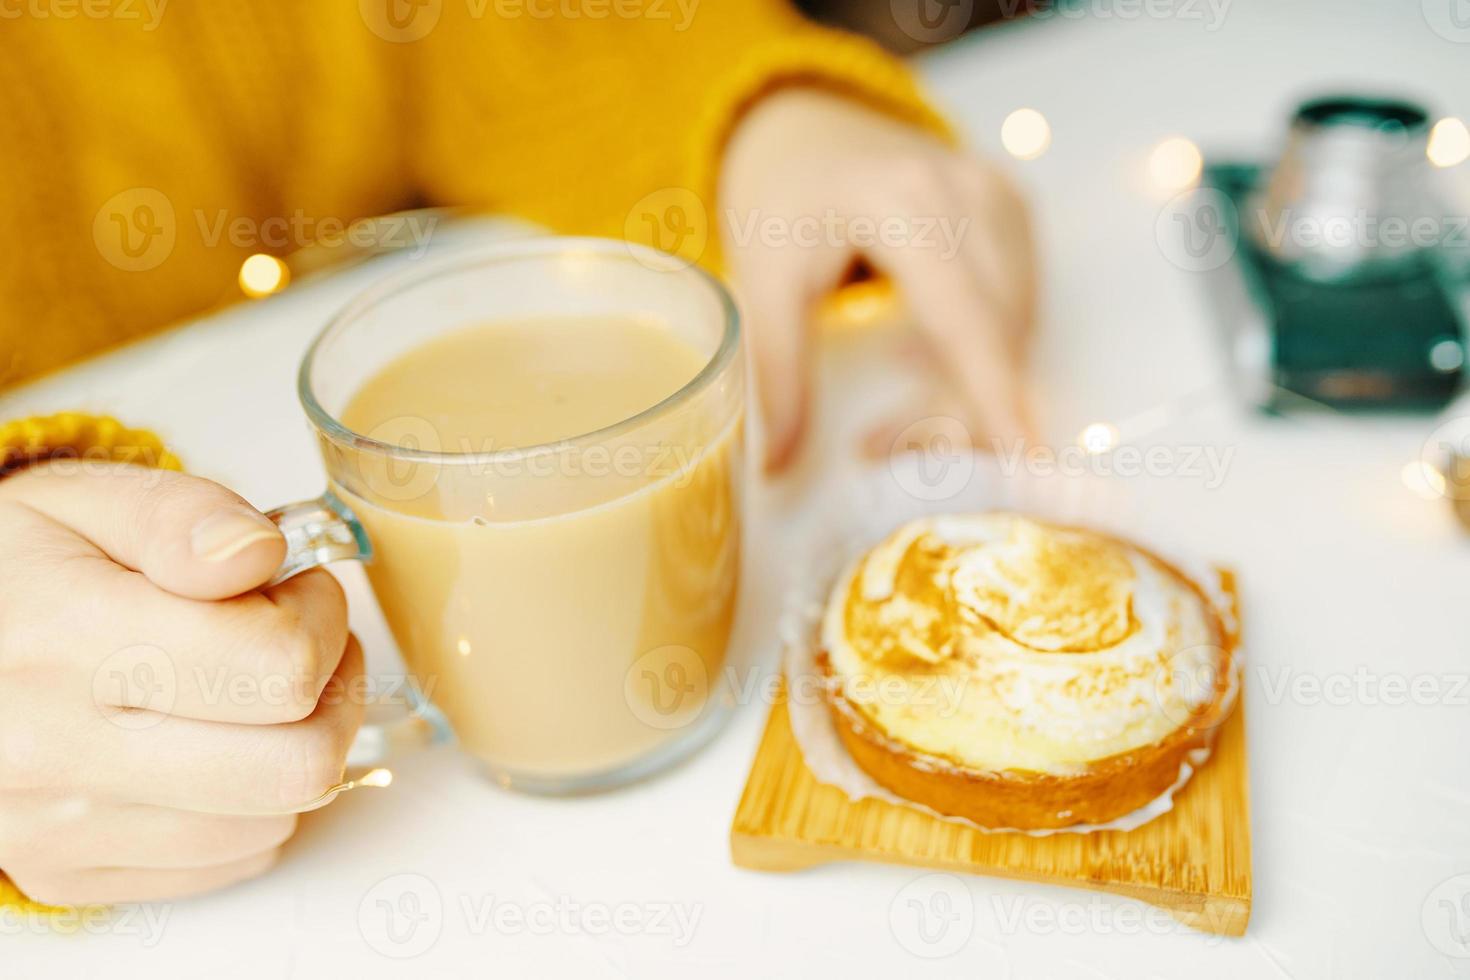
left=0, top=0, right=942, bottom=391
left=0, top=1, right=939, bottom=910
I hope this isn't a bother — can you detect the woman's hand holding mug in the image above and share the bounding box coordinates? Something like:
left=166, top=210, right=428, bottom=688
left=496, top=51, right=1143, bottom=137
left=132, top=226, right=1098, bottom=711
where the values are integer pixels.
left=0, top=462, right=363, bottom=906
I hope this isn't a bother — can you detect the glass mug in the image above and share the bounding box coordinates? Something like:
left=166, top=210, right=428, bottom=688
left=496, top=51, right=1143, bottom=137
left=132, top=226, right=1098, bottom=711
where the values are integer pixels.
left=265, top=238, right=745, bottom=794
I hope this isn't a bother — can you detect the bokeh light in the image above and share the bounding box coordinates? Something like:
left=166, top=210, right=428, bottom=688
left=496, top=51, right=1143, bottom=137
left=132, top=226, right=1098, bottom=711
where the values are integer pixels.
left=1148, top=136, right=1203, bottom=191
left=360, top=768, right=394, bottom=788
left=1001, top=108, right=1051, bottom=161
left=1427, top=117, right=1470, bottom=168
left=1078, top=421, right=1120, bottom=455
left=238, top=253, right=289, bottom=298
left=1429, top=339, right=1465, bottom=373
left=1401, top=460, right=1447, bottom=499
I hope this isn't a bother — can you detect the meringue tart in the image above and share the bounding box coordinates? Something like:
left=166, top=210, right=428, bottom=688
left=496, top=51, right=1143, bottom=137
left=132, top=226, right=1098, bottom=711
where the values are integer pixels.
left=818, top=513, right=1235, bottom=830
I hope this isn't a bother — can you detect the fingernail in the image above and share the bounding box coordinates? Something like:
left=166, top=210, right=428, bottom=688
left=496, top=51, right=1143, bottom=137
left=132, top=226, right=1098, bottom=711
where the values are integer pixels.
left=191, top=508, right=280, bottom=562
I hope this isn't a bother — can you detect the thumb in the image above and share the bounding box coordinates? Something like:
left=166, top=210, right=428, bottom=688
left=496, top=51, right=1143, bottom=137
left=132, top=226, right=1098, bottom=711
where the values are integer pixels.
left=0, top=462, right=286, bottom=600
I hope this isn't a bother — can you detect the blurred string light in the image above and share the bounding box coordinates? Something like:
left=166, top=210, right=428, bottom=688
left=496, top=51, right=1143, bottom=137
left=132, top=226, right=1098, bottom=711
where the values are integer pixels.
left=1429, top=338, right=1465, bottom=373
left=239, top=253, right=289, bottom=298
left=1148, top=136, right=1203, bottom=191
left=289, top=766, right=394, bottom=813
left=1401, top=460, right=1447, bottom=500
left=359, top=768, right=394, bottom=788
left=1001, top=108, right=1051, bottom=160
left=1077, top=421, right=1120, bottom=455
left=1427, top=117, right=1470, bottom=168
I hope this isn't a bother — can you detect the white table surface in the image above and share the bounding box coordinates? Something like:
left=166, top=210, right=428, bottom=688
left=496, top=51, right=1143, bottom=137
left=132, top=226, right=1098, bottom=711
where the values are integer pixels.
left=5, top=2, right=1470, bottom=977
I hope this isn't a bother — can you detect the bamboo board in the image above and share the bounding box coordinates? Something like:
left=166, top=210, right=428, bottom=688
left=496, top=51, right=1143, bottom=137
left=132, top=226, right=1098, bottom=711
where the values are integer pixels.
left=730, top=589, right=1252, bottom=936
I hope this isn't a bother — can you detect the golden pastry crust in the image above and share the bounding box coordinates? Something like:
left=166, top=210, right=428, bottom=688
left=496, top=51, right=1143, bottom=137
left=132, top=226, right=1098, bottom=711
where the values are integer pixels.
left=821, top=541, right=1239, bottom=831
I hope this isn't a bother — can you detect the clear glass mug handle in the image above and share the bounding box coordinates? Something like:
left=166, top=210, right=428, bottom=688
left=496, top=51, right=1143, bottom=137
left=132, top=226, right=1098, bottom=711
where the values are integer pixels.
left=263, top=491, right=452, bottom=808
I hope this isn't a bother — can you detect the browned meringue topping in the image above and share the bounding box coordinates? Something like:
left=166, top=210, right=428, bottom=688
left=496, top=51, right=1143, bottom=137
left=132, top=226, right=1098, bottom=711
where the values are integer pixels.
left=844, top=532, right=955, bottom=665
left=843, top=516, right=1139, bottom=666
left=824, top=513, right=1226, bottom=774
left=950, top=518, right=1137, bottom=653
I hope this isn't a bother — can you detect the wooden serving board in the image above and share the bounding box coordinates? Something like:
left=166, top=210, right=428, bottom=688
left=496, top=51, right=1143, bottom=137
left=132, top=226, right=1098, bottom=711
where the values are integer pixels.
left=729, top=583, right=1252, bottom=937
